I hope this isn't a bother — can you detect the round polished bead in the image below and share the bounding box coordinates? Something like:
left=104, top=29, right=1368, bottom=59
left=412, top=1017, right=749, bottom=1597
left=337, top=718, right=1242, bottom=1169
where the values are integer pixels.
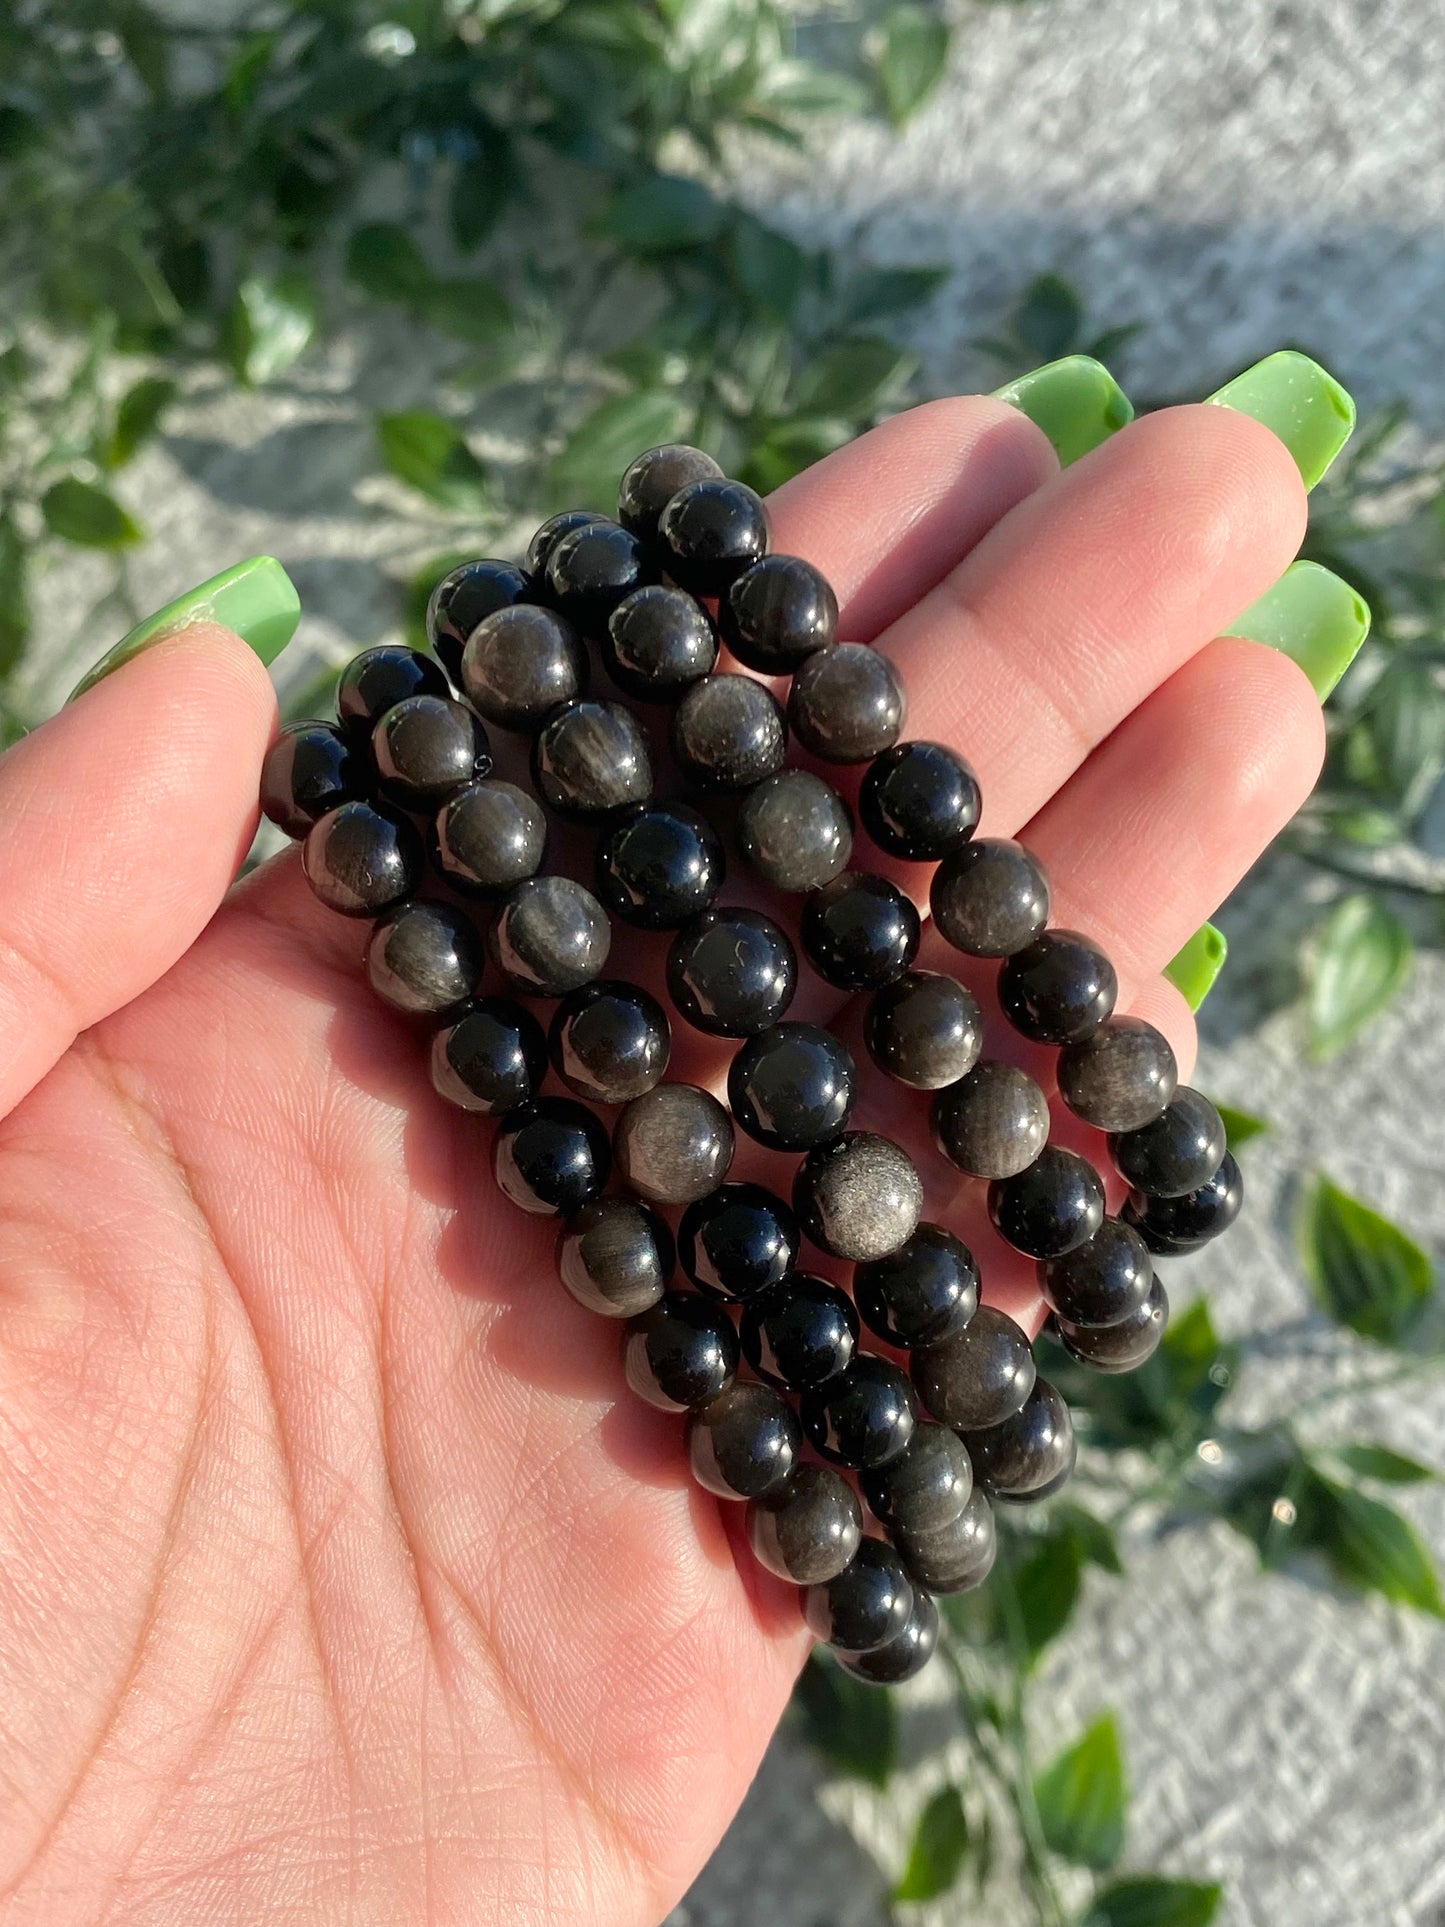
left=1057, top=1276, right=1169, bottom=1370
left=526, top=508, right=605, bottom=577
left=549, top=980, right=671, bottom=1104
left=931, top=1062, right=1049, bottom=1179
left=747, top=1464, right=863, bottom=1585
left=494, top=1097, right=611, bottom=1216
left=894, top=1488, right=997, bottom=1594
left=728, top=1022, right=856, bottom=1151
left=658, top=477, right=770, bottom=596
left=604, top=585, right=718, bottom=702
left=838, top=1588, right=939, bottom=1685
left=671, top=674, right=788, bottom=792
left=557, top=1198, right=674, bottom=1318
left=793, top=1132, right=923, bottom=1264
left=260, top=721, right=361, bottom=838
left=678, top=1183, right=800, bottom=1301
left=461, top=605, right=589, bottom=731
left=613, top=1083, right=735, bottom=1205
left=998, top=928, right=1118, bottom=1044
left=1058, top=1015, right=1178, bottom=1132
left=625, top=1293, right=739, bottom=1412
left=490, top=875, right=610, bottom=997
left=931, top=837, right=1050, bottom=956
left=431, top=997, right=548, bottom=1114
left=1111, top=1088, right=1228, bottom=1199
left=865, top=971, right=982, bottom=1091
left=1039, top=1218, right=1154, bottom=1329
left=804, top=1537, right=914, bottom=1651
left=801, top=872, right=920, bottom=991
left=668, top=909, right=796, bottom=1036
left=737, top=771, right=853, bottom=894
left=789, top=644, right=905, bottom=764
left=911, top=1304, right=1036, bottom=1430
left=741, top=1273, right=858, bottom=1391
left=802, top=1355, right=917, bottom=1469
left=371, top=694, right=492, bottom=810
left=366, top=899, right=481, bottom=1016
left=719, top=554, right=838, bottom=674
left=595, top=802, right=724, bottom=930
left=855, top=1223, right=980, bottom=1349
left=860, top=741, right=981, bottom=861
left=426, top=558, right=532, bottom=684
left=433, top=779, right=547, bottom=895
left=963, top=1376, right=1074, bottom=1500
left=686, top=1381, right=800, bottom=1500
left=337, top=644, right=449, bottom=738
left=989, top=1147, right=1106, bottom=1259
left=862, top=1423, right=974, bottom=1535
left=1123, top=1152, right=1243, bottom=1252
left=545, top=518, right=657, bottom=631
left=302, top=800, right=423, bottom=917
left=617, top=443, right=725, bottom=543
left=532, top=698, right=653, bottom=821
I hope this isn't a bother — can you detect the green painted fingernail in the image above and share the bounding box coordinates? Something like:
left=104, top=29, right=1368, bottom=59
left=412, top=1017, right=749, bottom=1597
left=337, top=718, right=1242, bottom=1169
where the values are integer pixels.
left=1226, top=560, right=1371, bottom=700
left=1166, top=922, right=1228, bottom=1011
left=69, top=555, right=300, bottom=702
left=1205, top=351, right=1356, bottom=490
left=992, top=355, right=1134, bottom=468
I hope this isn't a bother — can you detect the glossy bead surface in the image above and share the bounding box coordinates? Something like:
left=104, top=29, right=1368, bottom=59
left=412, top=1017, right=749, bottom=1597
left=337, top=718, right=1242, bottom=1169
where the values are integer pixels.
left=931, top=837, right=1050, bottom=956
left=1058, top=1276, right=1169, bottom=1370
left=860, top=740, right=981, bottom=861
left=302, top=800, right=423, bottom=917
left=1111, top=1087, right=1228, bottom=1198
left=1058, top=1015, right=1178, bottom=1132
left=433, top=779, right=547, bottom=896
left=865, top=971, right=981, bottom=1091
left=548, top=980, right=671, bottom=1104
left=532, top=698, right=653, bottom=821
left=741, top=1274, right=858, bottom=1391
left=931, top=1062, right=1050, bottom=1179
left=792, top=1132, right=923, bottom=1264
left=678, top=1183, right=800, bottom=1301
left=719, top=553, right=837, bottom=674
left=862, top=1423, right=973, bottom=1534
left=526, top=508, right=607, bottom=577
left=604, top=585, right=718, bottom=702
left=802, top=1355, right=917, bottom=1469
left=426, top=558, right=532, bottom=684
left=998, top=928, right=1118, bottom=1044
left=912, top=1304, right=1036, bottom=1430
left=366, top=900, right=481, bottom=1016
left=801, top=872, right=920, bottom=991
left=747, top=1464, right=862, bottom=1585
left=431, top=997, right=548, bottom=1114
left=686, top=1382, right=800, bottom=1499
left=1123, top=1152, right=1243, bottom=1251
left=963, top=1376, right=1075, bottom=1499
left=260, top=721, right=361, bottom=838
left=490, top=875, right=610, bottom=997
left=804, top=1538, right=914, bottom=1651
left=894, top=1488, right=997, bottom=1594
left=624, top=1291, right=739, bottom=1412
left=667, top=909, right=796, bottom=1036
left=461, top=605, right=589, bottom=731
left=557, top=1198, right=674, bottom=1318
left=738, top=771, right=853, bottom=894
left=617, top=443, right=725, bottom=543
left=658, top=477, right=770, bottom=596
left=371, top=694, right=492, bottom=810
left=1039, top=1218, right=1154, bottom=1329
left=989, top=1146, right=1106, bottom=1259
left=613, top=1083, right=734, bottom=1205
left=728, top=1022, right=856, bottom=1151
left=671, top=674, right=787, bottom=792
left=855, top=1223, right=980, bottom=1349
left=545, top=518, right=657, bottom=631
left=337, top=644, right=449, bottom=738
left=595, top=802, right=724, bottom=930
left=789, top=644, right=905, bottom=764
left=838, top=1589, right=939, bottom=1685
left=494, top=1097, right=611, bottom=1216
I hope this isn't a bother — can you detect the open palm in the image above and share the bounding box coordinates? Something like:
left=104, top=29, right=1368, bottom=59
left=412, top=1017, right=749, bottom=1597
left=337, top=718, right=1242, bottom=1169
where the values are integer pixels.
left=0, top=396, right=1320, bottom=1927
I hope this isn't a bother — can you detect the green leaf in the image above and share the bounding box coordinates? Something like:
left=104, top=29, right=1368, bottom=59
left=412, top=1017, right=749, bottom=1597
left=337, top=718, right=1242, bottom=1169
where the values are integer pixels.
left=1085, top=322, right=1145, bottom=367
left=377, top=412, right=488, bottom=510
left=450, top=130, right=517, bottom=250
left=223, top=272, right=318, bottom=386
left=794, top=336, right=917, bottom=418
left=1332, top=1442, right=1439, bottom=1484
left=1350, top=661, right=1445, bottom=818
left=1215, top=1103, right=1269, bottom=1151
left=1298, top=1174, right=1435, bottom=1346
left=0, top=520, right=30, bottom=681
left=1308, top=1476, right=1445, bottom=1616
left=1015, top=272, right=1084, bottom=362
left=1052, top=1502, right=1124, bottom=1574
left=1305, top=894, right=1412, bottom=1060
left=113, top=1, right=169, bottom=100
left=1033, top=1713, right=1126, bottom=1870
left=601, top=175, right=725, bottom=254
left=1013, top=1530, right=1084, bottom=1662
left=739, top=417, right=853, bottom=493
left=224, top=31, right=275, bottom=116
left=106, top=376, right=177, bottom=470
left=758, top=62, right=873, bottom=119
left=894, top=1783, right=970, bottom=1902
left=1081, top=1876, right=1223, bottom=1927
left=870, top=5, right=951, bottom=126
left=726, top=217, right=809, bottom=320
left=549, top=391, right=690, bottom=508
left=842, top=265, right=950, bottom=325
left=40, top=479, right=143, bottom=550
left=415, top=278, right=513, bottom=345
left=346, top=223, right=431, bottom=303
left=791, top=1653, right=897, bottom=1787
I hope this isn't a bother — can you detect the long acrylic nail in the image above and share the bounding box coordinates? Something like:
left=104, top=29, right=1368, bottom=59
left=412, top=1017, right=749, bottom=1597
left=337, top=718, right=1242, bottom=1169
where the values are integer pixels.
left=1206, top=351, right=1356, bottom=490
left=69, top=555, right=300, bottom=702
left=1225, top=560, right=1371, bottom=700
left=992, top=355, right=1134, bottom=468
left=1165, top=923, right=1228, bottom=1011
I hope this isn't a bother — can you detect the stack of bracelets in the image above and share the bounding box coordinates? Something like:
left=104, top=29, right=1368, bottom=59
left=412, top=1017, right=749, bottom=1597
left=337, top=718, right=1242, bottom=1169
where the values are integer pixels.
left=259, top=443, right=1243, bottom=1690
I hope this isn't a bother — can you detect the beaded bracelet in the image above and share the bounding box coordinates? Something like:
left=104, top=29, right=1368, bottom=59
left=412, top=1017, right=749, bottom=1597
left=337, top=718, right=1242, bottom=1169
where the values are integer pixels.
left=259, top=441, right=1242, bottom=1688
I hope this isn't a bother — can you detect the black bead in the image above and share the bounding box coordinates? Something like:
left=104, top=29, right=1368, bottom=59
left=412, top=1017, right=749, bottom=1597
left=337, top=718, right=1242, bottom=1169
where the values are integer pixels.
left=430, top=997, right=548, bottom=1114
left=738, top=771, right=853, bottom=894
left=855, top=1223, right=980, bottom=1349
left=718, top=553, right=838, bottom=674
left=728, top=1022, right=855, bottom=1151
left=336, top=645, right=449, bottom=739
left=837, top=1588, right=939, bottom=1684
left=260, top=721, right=362, bottom=838
left=678, top=1182, right=800, bottom=1301
left=741, top=1273, right=858, bottom=1391
left=623, top=1291, right=739, bottom=1412
left=526, top=508, right=607, bottom=578
left=461, top=605, right=589, bottom=731
left=544, top=518, right=658, bottom=632
left=371, top=694, right=492, bottom=811
left=804, top=1538, right=915, bottom=1651
left=617, top=443, right=725, bottom=544
left=1057, top=1015, right=1178, bottom=1133
left=989, top=1146, right=1106, bottom=1259
left=865, top=970, right=982, bottom=1091
left=931, top=1061, right=1050, bottom=1179
left=859, top=741, right=981, bottom=861
left=613, top=1083, right=735, bottom=1205
left=893, top=1488, right=997, bottom=1594
left=1057, top=1276, right=1169, bottom=1371
left=792, top=1132, right=923, bottom=1264
left=747, top=1465, right=863, bottom=1585
left=433, top=779, right=547, bottom=896
left=686, top=1381, right=800, bottom=1499
left=671, top=673, right=788, bottom=792
left=595, top=802, right=724, bottom=930
left=1039, top=1218, right=1154, bottom=1329
left=963, top=1376, right=1075, bottom=1500
left=802, top=1355, right=917, bottom=1470
left=667, top=909, right=797, bottom=1036
left=998, top=928, right=1118, bottom=1044
left=302, top=800, right=423, bottom=917
left=862, top=1423, right=973, bottom=1534
left=1123, top=1153, right=1242, bottom=1252
left=1111, top=1088, right=1228, bottom=1199
left=548, top=980, right=671, bottom=1104
left=911, top=1304, right=1036, bottom=1430
left=604, top=585, right=718, bottom=702
left=802, top=872, right=921, bottom=991
left=658, top=477, right=770, bottom=596
left=931, top=838, right=1050, bottom=957
left=532, top=698, right=653, bottom=821
left=426, top=558, right=533, bottom=684
left=557, top=1198, right=674, bottom=1319
left=494, top=1097, right=611, bottom=1216
left=366, top=899, right=481, bottom=1016
left=789, top=643, right=905, bottom=764
left=490, top=875, right=610, bottom=997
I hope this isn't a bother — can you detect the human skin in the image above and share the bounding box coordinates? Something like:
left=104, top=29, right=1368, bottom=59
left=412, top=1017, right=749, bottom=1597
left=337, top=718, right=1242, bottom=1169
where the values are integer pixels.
left=0, top=397, right=1321, bottom=1926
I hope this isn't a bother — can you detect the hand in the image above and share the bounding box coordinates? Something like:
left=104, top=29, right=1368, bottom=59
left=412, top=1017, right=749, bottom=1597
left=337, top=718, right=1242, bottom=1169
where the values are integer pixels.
left=0, top=397, right=1319, bottom=1926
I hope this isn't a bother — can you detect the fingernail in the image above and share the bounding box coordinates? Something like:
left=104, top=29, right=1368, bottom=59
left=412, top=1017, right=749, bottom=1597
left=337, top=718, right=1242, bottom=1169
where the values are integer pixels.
left=69, top=555, right=300, bottom=702
left=992, top=355, right=1134, bottom=468
left=1165, top=922, right=1228, bottom=1011
left=1225, top=560, right=1371, bottom=700
left=1205, top=351, right=1356, bottom=490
